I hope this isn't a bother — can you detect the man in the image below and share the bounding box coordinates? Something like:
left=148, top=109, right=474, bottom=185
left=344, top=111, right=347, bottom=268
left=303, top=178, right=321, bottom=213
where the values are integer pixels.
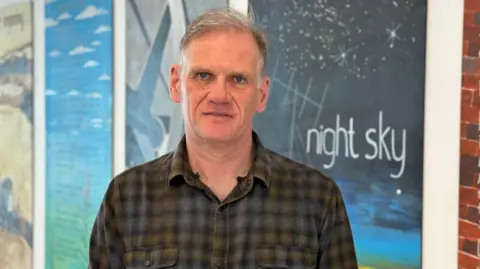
left=89, top=7, right=358, bottom=269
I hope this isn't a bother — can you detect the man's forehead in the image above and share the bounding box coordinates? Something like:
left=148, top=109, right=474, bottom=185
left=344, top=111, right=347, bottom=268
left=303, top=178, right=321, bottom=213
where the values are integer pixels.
left=184, top=31, right=260, bottom=58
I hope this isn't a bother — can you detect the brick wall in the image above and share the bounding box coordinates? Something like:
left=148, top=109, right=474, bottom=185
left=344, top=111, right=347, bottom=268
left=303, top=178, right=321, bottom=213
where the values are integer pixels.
left=460, top=1, right=480, bottom=268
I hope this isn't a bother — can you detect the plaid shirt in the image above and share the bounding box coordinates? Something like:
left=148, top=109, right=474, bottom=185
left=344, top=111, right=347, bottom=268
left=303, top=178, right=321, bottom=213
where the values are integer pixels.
left=88, top=132, right=358, bottom=269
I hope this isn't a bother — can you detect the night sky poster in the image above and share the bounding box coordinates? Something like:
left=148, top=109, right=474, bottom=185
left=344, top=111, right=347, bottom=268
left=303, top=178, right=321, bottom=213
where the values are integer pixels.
left=250, top=0, right=427, bottom=268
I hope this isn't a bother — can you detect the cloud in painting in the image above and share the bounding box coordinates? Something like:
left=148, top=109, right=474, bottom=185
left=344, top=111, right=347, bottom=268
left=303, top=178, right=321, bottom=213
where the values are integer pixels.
left=98, top=74, right=111, bottom=81
left=91, top=118, right=103, bottom=128
left=45, top=18, right=58, bottom=28
left=87, top=92, right=102, bottom=99
left=94, top=25, right=111, bottom=34
left=67, top=89, right=80, bottom=96
left=75, top=5, right=108, bottom=21
left=91, top=41, right=101, bottom=46
left=68, top=45, right=95, bottom=55
left=83, top=60, right=99, bottom=68
left=48, top=50, right=61, bottom=57
left=57, top=12, right=72, bottom=20
left=45, top=89, right=56, bottom=96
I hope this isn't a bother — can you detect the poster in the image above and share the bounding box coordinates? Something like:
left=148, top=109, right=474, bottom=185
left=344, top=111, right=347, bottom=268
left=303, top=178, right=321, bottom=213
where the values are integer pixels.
left=0, top=1, right=33, bottom=268
left=45, top=0, right=113, bottom=268
left=250, top=0, right=426, bottom=268
left=125, top=0, right=227, bottom=168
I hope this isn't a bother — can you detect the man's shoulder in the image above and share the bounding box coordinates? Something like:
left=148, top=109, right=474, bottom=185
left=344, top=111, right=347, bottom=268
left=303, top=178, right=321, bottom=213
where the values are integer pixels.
left=265, top=148, right=341, bottom=193
left=110, top=151, right=175, bottom=185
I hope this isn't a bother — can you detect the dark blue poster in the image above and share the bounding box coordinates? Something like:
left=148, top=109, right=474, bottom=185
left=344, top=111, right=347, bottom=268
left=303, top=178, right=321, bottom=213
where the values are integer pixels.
left=250, top=0, right=427, bottom=268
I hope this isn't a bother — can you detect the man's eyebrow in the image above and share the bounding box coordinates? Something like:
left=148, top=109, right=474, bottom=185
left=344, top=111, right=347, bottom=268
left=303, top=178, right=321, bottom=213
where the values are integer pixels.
left=228, top=71, right=254, bottom=79
left=188, top=67, right=214, bottom=74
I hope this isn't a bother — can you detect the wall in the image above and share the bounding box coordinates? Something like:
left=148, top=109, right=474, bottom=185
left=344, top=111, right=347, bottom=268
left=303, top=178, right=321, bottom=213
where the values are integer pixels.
left=459, top=0, right=480, bottom=267
left=27, top=0, right=464, bottom=268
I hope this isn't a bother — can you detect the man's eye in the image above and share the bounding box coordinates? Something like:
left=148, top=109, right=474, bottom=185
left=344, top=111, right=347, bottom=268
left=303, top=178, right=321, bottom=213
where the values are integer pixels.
left=197, top=72, right=210, bottom=80
left=233, top=75, right=246, bottom=84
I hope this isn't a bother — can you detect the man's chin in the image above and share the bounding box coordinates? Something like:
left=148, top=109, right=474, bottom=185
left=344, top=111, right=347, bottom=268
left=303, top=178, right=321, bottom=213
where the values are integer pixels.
left=196, top=128, right=237, bottom=143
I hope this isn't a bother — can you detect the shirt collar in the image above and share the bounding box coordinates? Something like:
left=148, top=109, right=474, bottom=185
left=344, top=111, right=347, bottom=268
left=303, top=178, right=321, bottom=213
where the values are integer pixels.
left=167, top=131, right=272, bottom=189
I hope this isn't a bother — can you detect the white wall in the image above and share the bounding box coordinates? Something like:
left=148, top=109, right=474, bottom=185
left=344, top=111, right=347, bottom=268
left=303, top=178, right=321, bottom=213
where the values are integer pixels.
left=33, top=0, right=45, bottom=268
left=422, top=0, right=463, bottom=267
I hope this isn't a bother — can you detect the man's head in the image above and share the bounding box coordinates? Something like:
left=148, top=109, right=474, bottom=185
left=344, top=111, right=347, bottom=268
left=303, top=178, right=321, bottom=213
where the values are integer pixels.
left=169, top=8, right=270, bottom=143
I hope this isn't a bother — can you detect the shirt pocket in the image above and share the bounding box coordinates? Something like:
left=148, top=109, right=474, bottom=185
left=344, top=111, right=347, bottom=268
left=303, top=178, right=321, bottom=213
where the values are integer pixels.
left=124, top=245, right=179, bottom=269
left=256, top=245, right=317, bottom=269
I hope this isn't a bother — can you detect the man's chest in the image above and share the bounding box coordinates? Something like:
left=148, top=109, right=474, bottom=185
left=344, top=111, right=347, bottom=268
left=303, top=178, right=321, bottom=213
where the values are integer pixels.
left=119, top=184, right=321, bottom=269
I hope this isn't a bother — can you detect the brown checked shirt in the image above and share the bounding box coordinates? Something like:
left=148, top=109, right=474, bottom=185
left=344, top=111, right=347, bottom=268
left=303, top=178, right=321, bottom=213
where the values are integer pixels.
left=88, top=131, right=358, bottom=269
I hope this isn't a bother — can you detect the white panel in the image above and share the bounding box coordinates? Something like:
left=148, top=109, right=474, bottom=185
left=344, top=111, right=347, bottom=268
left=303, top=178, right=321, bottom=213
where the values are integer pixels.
left=228, top=0, right=248, bottom=15
left=33, top=0, right=45, bottom=268
left=422, top=0, right=463, bottom=268
left=113, top=0, right=126, bottom=176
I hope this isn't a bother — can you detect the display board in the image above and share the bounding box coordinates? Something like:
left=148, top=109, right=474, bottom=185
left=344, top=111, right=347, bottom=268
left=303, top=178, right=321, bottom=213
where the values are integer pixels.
left=125, top=0, right=227, bottom=168
left=44, top=0, right=113, bottom=268
left=250, top=0, right=427, bottom=268
left=0, top=1, right=33, bottom=268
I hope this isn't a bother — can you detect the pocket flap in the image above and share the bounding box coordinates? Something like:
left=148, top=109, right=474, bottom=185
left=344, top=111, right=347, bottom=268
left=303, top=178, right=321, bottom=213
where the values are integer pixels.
left=125, top=246, right=179, bottom=268
left=256, top=245, right=317, bottom=268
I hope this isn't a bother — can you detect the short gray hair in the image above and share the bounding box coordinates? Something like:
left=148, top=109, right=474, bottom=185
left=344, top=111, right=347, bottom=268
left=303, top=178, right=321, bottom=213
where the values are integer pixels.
left=179, top=7, right=268, bottom=75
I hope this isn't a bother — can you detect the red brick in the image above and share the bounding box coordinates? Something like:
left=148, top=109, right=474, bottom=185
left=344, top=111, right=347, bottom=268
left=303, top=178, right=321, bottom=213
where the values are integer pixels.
left=461, top=162, right=476, bottom=186
left=461, top=205, right=469, bottom=219
left=476, top=173, right=480, bottom=188
left=463, top=238, right=480, bottom=258
left=459, top=219, right=480, bottom=239
left=460, top=155, right=478, bottom=169
left=465, top=41, right=470, bottom=57
left=460, top=186, right=480, bottom=207
left=466, top=12, right=475, bottom=27
left=465, top=26, right=480, bottom=43
left=466, top=205, right=480, bottom=224
left=468, top=42, right=480, bottom=57
left=466, top=0, right=480, bottom=12
left=467, top=123, right=480, bottom=140
left=475, top=12, right=480, bottom=26
left=472, top=92, right=480, bottom=107
left=463, top=89, right=474, bottom=106
left=463, top=74, right=480, bottom=90
left=462, top=122, right=468, bottom=138
left=462, top=106, right=480, bottom=123
left=461, top=139, right=480, bottom=156
left=458, top=251, right=480, bottom=269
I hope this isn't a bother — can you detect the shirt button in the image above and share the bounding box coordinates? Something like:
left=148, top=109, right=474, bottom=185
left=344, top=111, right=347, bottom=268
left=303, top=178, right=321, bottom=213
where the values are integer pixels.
left=145, top=260, right=151, bottom=266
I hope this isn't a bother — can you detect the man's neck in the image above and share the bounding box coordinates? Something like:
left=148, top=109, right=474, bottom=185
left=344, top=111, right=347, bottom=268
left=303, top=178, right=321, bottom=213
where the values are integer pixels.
left=185, top=131, right=254, bottom=182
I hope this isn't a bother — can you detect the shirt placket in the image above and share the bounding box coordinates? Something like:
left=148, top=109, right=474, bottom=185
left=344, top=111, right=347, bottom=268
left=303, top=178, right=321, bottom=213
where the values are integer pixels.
left=210, top=178, right=253, bottom=269
left=211, top=204, right=228, bottom=269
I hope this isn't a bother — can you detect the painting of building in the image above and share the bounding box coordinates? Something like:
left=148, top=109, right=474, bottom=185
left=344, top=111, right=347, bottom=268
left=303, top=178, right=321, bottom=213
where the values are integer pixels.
left=0, top=0, right=33, bottom=268
left=125, top=0, right=227, bottom=168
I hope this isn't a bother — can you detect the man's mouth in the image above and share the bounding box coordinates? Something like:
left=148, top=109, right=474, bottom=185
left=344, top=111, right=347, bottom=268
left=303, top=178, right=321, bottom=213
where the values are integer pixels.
left=203, top=112, right=233, bottom=118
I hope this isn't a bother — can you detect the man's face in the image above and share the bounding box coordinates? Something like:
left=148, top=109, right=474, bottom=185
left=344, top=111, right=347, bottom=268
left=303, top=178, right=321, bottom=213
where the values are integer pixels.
left=169, top=29, right=269, bottom=143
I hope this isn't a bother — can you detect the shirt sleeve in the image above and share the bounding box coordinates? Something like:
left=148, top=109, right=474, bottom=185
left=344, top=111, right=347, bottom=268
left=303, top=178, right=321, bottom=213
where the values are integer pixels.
left=318, top=182, right=359, bottom=269
left=88, top=179, right=124, bottom=269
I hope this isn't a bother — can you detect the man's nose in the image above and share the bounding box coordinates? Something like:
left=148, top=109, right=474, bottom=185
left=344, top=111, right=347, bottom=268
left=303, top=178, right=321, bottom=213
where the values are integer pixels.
left=208, top=78, right=230, bottom=104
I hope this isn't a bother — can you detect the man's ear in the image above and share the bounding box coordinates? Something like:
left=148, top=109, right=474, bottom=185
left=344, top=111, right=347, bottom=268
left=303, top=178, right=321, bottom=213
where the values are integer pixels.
left=169, top=64, right=182, bottom=103
left=256, top=76, right=270, bottom=113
